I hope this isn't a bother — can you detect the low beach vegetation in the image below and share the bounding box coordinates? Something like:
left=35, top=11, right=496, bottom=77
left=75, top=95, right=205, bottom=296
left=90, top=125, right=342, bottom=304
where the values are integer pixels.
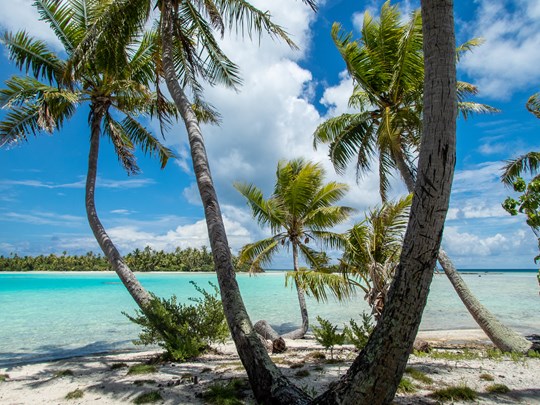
left=397, top=378, right=416, bottom=393
left=65, top=389, right=84, bottom=399
left=312, top=316, right=347, bottom=359
left=405, top=367, right=433, bottom=384
left=0, top=374, right=8, bottom=382
left=345, top=313, right=374, bottom=350
left=430, top=385, right=478, bottom=401
left=202, top=378, right=249, bottom=405
left=479, top=373, right=495, bottom=381
left=53, top=369, right=74, bottom=378
left=110, top=362, right=128, bottom=370
left=486, top=383, right=510, bottom=394
left=132, top=391, right=163, bottom=404
left=125, top=282, right=229, bottom=361
left=127, top=364, right=158, bottom=375
left=295, top=369, right=311, bottom=378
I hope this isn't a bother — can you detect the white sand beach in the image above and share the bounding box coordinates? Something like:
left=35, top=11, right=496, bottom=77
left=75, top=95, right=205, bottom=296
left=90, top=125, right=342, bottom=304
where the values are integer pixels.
left=1, top=329, right=539, bottom=404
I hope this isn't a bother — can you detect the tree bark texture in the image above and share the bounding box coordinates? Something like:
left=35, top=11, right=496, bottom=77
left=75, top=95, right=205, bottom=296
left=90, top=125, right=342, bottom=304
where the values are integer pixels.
left=438, top=251, right=531, bottom=352
left=159, top=2, right=309, bottom=403
left=283, top=242, right=309, bottom=339
left=86, top=102, right=152, bottom=310
left=314, top=1, right=457, bottom=402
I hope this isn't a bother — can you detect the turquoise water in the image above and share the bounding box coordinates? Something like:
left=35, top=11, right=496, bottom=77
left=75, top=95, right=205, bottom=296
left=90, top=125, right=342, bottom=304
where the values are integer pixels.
left=0, top=271, right=538, bottom=366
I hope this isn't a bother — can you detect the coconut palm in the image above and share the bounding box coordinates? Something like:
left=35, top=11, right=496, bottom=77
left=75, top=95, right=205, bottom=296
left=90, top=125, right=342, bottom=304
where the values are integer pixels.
left=235, top=158, right=354, bottom=339
left=313, top=1, right=531, bottom=353
left=0, top=0, right=175, bottom=310
left=341, top=194, right=412, bottom=318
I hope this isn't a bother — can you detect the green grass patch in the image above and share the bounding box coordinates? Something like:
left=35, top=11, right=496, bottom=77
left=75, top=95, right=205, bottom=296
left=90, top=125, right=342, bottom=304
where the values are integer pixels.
left=397, top=378, right=416, bottom=393
left=128, top=364, right=157, bottom=375
left=527, top=349, right=540, bottom=358
left=110, top=362, right=128, bottom=370
left=430, top=385, right=478, bottom=401
left=307, top=351, right=326, bottom=360
left=65, top=389, right=84, bottom=399
left=479, top=373, right=494, bottom=381
left=133, top=379, right=157, bottom=386
left=53, top=369, right=74, bottom=378
left=0, top=374, right=9, bottom=382
left=133, top=390, right=163, bottom=404
left=202, top=378, right=249, bottom=405
left=405, top=367, right=433, bottom=384
left=414, top=349, right=480, bottom=361
left=295, top=369, right=310, bottom=378
left=486, top=383, right=510, bottom=394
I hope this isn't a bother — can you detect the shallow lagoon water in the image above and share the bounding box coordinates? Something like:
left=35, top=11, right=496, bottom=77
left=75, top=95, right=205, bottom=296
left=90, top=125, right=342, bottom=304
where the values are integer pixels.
left=0, top=271, right=538, bottom=366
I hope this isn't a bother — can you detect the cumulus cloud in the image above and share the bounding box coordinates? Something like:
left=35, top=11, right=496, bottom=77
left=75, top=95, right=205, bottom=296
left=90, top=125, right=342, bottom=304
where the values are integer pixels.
left=459, top=0, right=540, bottom=99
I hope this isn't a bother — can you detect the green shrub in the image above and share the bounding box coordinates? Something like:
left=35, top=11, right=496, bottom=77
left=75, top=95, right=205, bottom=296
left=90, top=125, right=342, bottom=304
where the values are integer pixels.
left=486, top=383, right=510, bottom=394
left=312, top=316, right=346, bottom=359
left=125, top=282, right=229, bottom=361
left=202, top=378, right=249, bottom=405
left=133, top=391, right=163, bottom=404
left=65, top=389, right=84, bottom=399
left=430, top=385, right=478, bottom=401
left=345, top=313, right=374, bottom=350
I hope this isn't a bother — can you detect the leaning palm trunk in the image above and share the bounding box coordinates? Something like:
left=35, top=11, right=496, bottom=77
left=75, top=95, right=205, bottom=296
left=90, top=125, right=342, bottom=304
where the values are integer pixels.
left=159, top=2, right=309, bottom=402
left=396, top=130, right=532, bottom=352
left=86, top=104, right=152, bottom=310
left=282, top=243, right=309, bottom=339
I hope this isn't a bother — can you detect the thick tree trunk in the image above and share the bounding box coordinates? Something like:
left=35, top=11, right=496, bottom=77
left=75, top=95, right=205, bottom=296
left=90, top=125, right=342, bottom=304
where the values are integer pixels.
left=314, top=2, right=457, bottom=402
left=86, top=103, right=152, bottom=310
left=397, top=117, right=531, bottom=353
left=438, top=251, right=532, bottom=352
left=283, top=242, right=309, bottom=339
left=160, top=2, right=309, bottom=403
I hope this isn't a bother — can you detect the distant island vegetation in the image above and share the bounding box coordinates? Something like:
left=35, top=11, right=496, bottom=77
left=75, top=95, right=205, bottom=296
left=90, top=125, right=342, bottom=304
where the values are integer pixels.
left=0, top=246, right=251, bottom=272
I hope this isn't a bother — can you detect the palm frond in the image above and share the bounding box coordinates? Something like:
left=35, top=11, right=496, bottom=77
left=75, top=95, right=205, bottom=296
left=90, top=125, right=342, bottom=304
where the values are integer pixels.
left=285, top=270, right=356, bottom=303
left=238, top=237, right=281, bottom=271
left=458, top=101, right=500, bottom=120
left=121, top=114, right=175, bottom=169
left=1, top=31, right=65, bottom=84
left=456, top=37, right=484, bottom=63
left=526, top=93, right=540, bottom=119
left=102, top=112, right=139, bottom=175
left=214, top=0, right=297, bottom=48
left=501, top=152, right=540, bottom=186
left=35, top=0, right=78, bottom=53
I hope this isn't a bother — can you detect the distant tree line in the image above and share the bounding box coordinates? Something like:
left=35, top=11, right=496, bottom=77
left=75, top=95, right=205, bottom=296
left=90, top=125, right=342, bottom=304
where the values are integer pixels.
left=0, top=246, right=250, bottom=272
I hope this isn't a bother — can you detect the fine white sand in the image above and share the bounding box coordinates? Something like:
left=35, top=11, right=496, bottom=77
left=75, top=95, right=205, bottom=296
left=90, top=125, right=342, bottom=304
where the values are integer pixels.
left=1, top=330, right=539, bottom=404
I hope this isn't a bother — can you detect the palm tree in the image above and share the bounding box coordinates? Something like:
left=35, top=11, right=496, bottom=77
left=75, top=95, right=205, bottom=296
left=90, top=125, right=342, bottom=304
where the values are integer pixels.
left=234, top=158, right=354, bottom=339
left=341, top=194, right=411, bottom=318
left=313, top=1, right=531, bottom=353
left=0, top=0, right=174, bottom=310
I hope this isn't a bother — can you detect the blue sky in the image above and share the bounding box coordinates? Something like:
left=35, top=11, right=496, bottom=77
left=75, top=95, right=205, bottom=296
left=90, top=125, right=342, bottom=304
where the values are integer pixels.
left=0, top=0, right=539, bottom=269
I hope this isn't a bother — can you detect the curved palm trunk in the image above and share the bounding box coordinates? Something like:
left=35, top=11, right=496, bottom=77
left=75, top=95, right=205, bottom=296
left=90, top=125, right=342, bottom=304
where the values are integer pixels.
left=282, top=242, right=309, bottom=339
left=438, top=251, right=531, bottom=352
left=314, top=3, right=457, bottom=401
left=160, top=2, right=309, bottom=403
left=396, top=138, right=531, bottom=352
left=86, top=104, right=152, bottom=310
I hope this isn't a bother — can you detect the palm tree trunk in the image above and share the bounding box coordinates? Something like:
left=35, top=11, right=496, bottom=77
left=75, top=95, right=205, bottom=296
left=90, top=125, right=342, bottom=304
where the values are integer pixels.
left=282, top=242, right=309, bottom=339
left=396, top=127, right=532, bottom=352
left=315, top=3, right=457, bottom=401
left=159, top=2, right=309, bottom=403
left=438, top=251, right=531, bottom=352
left=86, top=103, right=152, bottom=310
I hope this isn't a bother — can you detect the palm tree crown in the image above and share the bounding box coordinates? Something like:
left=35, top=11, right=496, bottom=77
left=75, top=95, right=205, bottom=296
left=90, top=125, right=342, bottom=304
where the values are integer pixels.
left=313, top=0, right=498, bottom=201
left=234, top=158, right=354, bottom=271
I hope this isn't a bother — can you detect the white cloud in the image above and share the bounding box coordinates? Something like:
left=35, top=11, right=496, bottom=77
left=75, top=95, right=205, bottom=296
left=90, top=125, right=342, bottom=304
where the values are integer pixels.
left=0, top=177, right=155, bottom=190
left=1, top=211, right=84, bottom=227
left=459, top=0, right=540, bottom=99
left=0, top=0, right=61, bottom=49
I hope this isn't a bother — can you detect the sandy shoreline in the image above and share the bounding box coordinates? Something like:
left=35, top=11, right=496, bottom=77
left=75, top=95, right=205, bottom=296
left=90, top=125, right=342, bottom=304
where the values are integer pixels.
left=1, top=329, right=539, bottom=404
